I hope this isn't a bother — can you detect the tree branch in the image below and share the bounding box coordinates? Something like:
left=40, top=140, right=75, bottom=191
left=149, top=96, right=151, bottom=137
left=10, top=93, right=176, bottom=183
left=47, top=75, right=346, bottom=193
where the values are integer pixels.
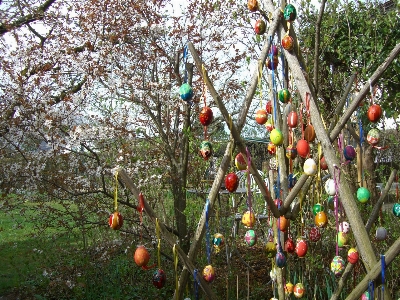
left=313, top=0, right=327, bottom=94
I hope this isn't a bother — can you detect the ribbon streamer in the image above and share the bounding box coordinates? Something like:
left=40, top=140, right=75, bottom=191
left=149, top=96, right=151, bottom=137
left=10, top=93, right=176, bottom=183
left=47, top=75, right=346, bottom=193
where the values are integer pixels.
left=114, top=171, right=119, bottom=211
left=205, top=199, right=211, bottom=264
left=381, top=254, right=385, bottom=300
left=193, top=269, right=199, bottom=300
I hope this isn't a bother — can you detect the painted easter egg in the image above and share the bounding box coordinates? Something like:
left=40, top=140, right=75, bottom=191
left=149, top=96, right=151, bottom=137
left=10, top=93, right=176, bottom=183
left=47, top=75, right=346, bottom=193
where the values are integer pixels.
left=213, top=233, right=225, bottom=251
left=285, top=282, right=294, bottom=294
left=285, top=237, right=295, bottom=253
left=337, top=232, right=348, bottom=247
left=248, top=0, right=258, bottom=11
left=266, top=241, right=277, bottom=258
left=109, top=211, right=123, bottom=230
left=235, top=153, right=247, bottom=170
left=330, top=255, right=346, bottom=277
left=312, top=203, right=324, bottom=216
left=362, top=291, right=371, bottom=300
left=287, top=111, right=298, bottom=128
left=295, top=238, right=308, bottom=257
left=270, top=45, right=279, bottom=56
left=276, top=251, right=287, bottom=268
left=254, top=19, right=266, bottom=35
left=325, top=179, right=336, bottom=196
left=265, top=100, right=273, bottom=114
left=293, top=283, right=305, bottom=298
left=339, top=221, right=350, bottom=233
left=320, top=156, right=328, bottom=170
left=343, top=145, right=356, bottom=161
left=367, top=128, right=380, bottom=146
left=270, top=129, right=284, bottom=146
left=284, top=4, right=297, bottom=21
left=199, top=140, right=213, bottom=160
left=225, top=172, right=239, bottom=193
left=304, top=158, right=317, bottom=176
left=274, top=198, right=283, bottom=208
left=255, top=109, right=268, bottom=125
left=268, top=142, right=277, bottom=155
left=357, top=187, right=370, bottom=203
left=367, top=104, right=382, bottom=123
left=376, top=227, right=387, bottom=241
left=315, top=211, right=328, bottom=228
left=286, top=145, right=297, bottom=159
left=134, top=246, right=150, bottom=267
left=265, top=117, right=274, bottom=132
left=278, top=216, right=289, bottom=232
left=304, top=124, right=316, bottom=142
left=309, top=226, right=321, bottom=242
left=282, top=35, right=294, bottom=51
left=199, top=107, right=213, bottom=126
left=393, top=203, right=400, bottom=217
left=242, top=211, right=256, bottom=228
left=278, top=88, right=291, bottom=103
left=245, top=229, right=257, bottom=246
left=152, top=269, right=166, bottom=289
left=347, top=248, right=359, bottom=264
left=179, top=83, right=193, bottom=101
left=202, top=265, right=215, bottom=283
left=296, top=139, right=310, bottom=158
left=266, top=55, right=279, bottom=70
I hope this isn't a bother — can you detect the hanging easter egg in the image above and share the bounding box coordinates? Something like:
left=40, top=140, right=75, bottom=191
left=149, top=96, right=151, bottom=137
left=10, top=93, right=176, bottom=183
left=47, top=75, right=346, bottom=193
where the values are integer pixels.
left=330, top=255, right=346, bottom=277
left=296, top=139, right=310, bottom=158
left=287, top=111, right=298, bottom=128
left=285, top=237, right=295, bottom=253
left=245, top=229, right=257, bottom=246
left=324, top=179, right=336, bottom=196
left=367, top=104, right=382, bottom=123
left=278, top=216, right=289, bottom=232
left=288, top=173, right=297, bottom=189
left=267, top=142, right=277, bottom=155
left=109, top=211, right=123, bottom=230
left=276, top=251, right=287, bottom=268
left=362, top=291, right=371, bottom=300
left=284, top=4, right=297, bottom=21
left=315, top=211, right=328, bottom=228
left=393, top=203, right=400, bottom=217
left=199, top=140, right=213, bottom=160
left=320, top=156, right=328, bottom=170
left=202, top=265, right=215, bottom=283
left=269, top=268, right=277, bottom=281
left=134, top=245, right=150, bottom=267
left=213, top=233, right=225, bottom=251
left=343, top=145, right=356, bottom=161
left=274, top=198, right=283, bottom=208
left=285, top=282, right=294, bottom=295
left=295, top=238, right=308, bottom=257
left=152, top=269, right=166, bottom=289
left=247, top=0, right=258, bottom=11
left=255, top=109, right=268, bottom=125
left=347, top=248, right=359, bottom=264
left=270, top=45, right=279, bottom=56
left=339, top=221, right=350, bottom=233
left=179, top=83, right=193, bottom=101
left=312, top=203, right=324, bottom=216
left=367, top=128, right=380, bottom=146
left=266, top=241, right=277, bottom=258
left=309, top=226, right=321, bottom=242
left=303, top=158, right=317, bottom=176
left=225, top=172, right=239, bottom=193
left=254, top=19, right=266, bottom=35
left=304, top=124, right=316, bottom=142
left=199, top=107, right=213, bottom=126
left=242, top=211, right=256, bottom=228
left=265, top=117, right=275, bottom=132
left=266, top=55, right=279, bottom=70
left=270, top=129, right=284, bottom=146
left=357, top=187, right=370, bottom=203
left=337, top=232, right=348, bottom=247
left=286, top=145, right=297, bottom=159
left=265, top=100, right=273, bottom=114
left=282, top=35, right=294, bottom=52
left=376, top=227, right=387, bottom=241
left=293, top=283, right=305, bottom=298
left=278, top=88, right=291, bottom=103
left=235, top=153, right=247, bottom=170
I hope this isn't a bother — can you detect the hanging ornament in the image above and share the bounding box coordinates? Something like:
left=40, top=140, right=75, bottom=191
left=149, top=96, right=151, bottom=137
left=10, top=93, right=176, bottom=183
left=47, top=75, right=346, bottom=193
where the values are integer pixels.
left=225, top=172, right=239, bottom=193
left=392, top=203, right=400, bottom=217
left=309, top=226, right=321, bottom=242
left=303, top=158, right=317, bottom=176
left=247, top=0, right=258, bottom=11
left=367, top=104, right=382, bottom=123
left=338, top=221, right=350, bottom=233
left=254, top=19, right=266, bottom=35
left=288, top=173, right=297, bottom=189
left=265, top=117, right=275, bottom=132
left=278, top=216, right=289, bottom=232
left=315, top=211, right=328, bottom=228
left=375, top=227, right=388, bottom=241
left=199, top=140, right=213, bottom=160
left=109, top=211, right=123, bottom=230
left=285, top=282, right=294, bottom=295
left=367, top=128, right=380, bottom=146
left=199, top=107, right=213, bottom=126
left=235, top=153, right=247, bottom=170
left=268, top=142, right=277, bottom=155
left=286, top=145, right=297, bottom=159
left=304, top=124, right=316, bottom=142
left=278, top=88, right=291, bottom=103
left=270, top=128, right=284, bottom=146
left=134, top=245, right=151, bottom=268
left=281, top=35, right=294, bottom=52
left=293, top=283, right=305, bottom=298
left=270, top=45, right=279, bottom=56
left=244, top=229, right=257, bottom=246
left=343, top=145, right=356, bottom=161
left=242, top=210, right=256, bottom=228
left=212, top=233, right=225, bottom=252
left=265, top=100, right=273, bottom=114
left=152, top=269, right=167, bottom=289
left=357, top=187, right=370, bottom=203
left=312, top=203, right=324, bottom=216
left=347, top=248, right=359, bottom=264
left=266, top=55, right=279, bottom=70
left=179, top=83, right=194, bottom=101
left=330, top=255, right=346, bottom=277
left=325, top=179, right=336, bottom=196
left=202, top=265, right=215, bottom=283
left=276, top=251, right=287, bottom=268
left=337, top=232, right=348, bottom=247
left=296, top=139, right=310, bottom=158
left=362, top=291, right=371, bottom=300
left=295, top=238, right=308, bottom=257
left=274, top=198, right=283, bottom=207
left=320, top=156, right=328, bottom=170
left=287, top=111, right=298, bottom=128
left=266, top=240, right=277, bottom=258
left=255, top=109, right=268, bottom=125
left=283, top=4, right=297, bottom=21
left=285, top=237, right=295, bottom=253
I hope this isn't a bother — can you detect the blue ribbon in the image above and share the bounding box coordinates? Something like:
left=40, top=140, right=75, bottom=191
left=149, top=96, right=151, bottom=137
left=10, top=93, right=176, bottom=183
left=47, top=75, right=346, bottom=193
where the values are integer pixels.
left=193, top=269, right=199, bottom=300
left=381, top=254, right=385, bottom=299
left=368, top=281, right=374, bottom=300
left=205, top=199, right=211, bottom=264
left=358, top=107, right=364, bottom=145
left=183, top=45, right=188, bottom=83
left=280, top=46, right=285, bottom=89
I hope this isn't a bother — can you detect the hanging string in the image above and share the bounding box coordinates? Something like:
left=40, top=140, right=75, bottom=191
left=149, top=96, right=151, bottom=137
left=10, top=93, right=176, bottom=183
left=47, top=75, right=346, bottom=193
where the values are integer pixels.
left=305, top=92, right=311, bottom=124
left=138, top=193, right=145, bottom=242
left=258, top=60, right=263, bottom=109
left=156, top=218, right=161, bottom=269
left=183, top=45, right=188, bottom=84
left=193, top=269, right=199, bottom=300
left=114, top=171, right=119, bottom=212
left=381, top=254, right=385, bottom=300
left=245, top=148, right=253, bottom=213
left=205, top=199, right=211, bottom=264
left=333, top=166, right=340, bottom=256
left=173, top=245, right=179, bottom=300
left=269, top=36, right=278, bottom=125
left=299, top=102, right=305, bottom=140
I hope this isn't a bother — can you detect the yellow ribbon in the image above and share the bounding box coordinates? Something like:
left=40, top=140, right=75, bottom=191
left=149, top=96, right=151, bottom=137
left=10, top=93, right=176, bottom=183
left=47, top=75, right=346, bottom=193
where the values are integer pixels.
left=156, top=218, right=161, bottom=269
left=258, top=60, right=263, bottom=108
left=173, top=244, right=179, bottom=300
left=114, top=171, right=118, bottom=211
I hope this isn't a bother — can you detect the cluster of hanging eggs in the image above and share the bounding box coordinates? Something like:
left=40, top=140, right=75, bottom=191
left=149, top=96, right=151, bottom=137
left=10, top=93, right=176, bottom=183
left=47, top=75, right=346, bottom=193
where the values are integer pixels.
left=199, top=105, right=214, bottom=160
left=366, top=91, right=384, bottom=147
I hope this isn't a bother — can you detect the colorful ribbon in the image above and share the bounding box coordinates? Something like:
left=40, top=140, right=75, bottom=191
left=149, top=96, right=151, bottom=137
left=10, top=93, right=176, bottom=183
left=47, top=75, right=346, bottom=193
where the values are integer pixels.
left=205, top=199, right=211, bottom=264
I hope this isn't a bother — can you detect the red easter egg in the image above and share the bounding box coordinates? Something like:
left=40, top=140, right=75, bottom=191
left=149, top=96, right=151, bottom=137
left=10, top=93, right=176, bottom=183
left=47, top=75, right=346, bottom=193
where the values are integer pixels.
left=367, top=104, right=382, bottom=123
left=248, top=0, right=258, bottom=11
left=254, top=19, right=266, bottom=35
left=309, top=226, right=321, bottom=242
left=152, top=269, right=166, bottom=289
left=270, top=45, right=279, bottom=56
left=304, top=124, right=316, bottom=142
left=265, top=100, right=272, bottom=114
left=109, top=212, right=123, bottom=230
left=281, top=35, right=294, bottom=51
left=235, top=153, right=247, bottom=170
left=278, top=216, right=289, bottom=232
left=199, top=106, right=213, bottom=126
left=294, top=283, right=305, bottom=298
left=320, top=156, right=328, bottom=170
left=225, top=172, right=239, bottom=193
left=255, top=109, right=268, bottom=125
left=296, top=139, right=310, bottom=158
left=266, top=55, right=279, bottom=70
left=274, top=198, right=283, bottom=208
left=347, top=248, right=359, bottom=264
left=286, top=145, right=297, bottom=159
left=285, top=238, right=295, bottom=253
left=267, top=142, right=276, bottom=155
left=134, top=245, right=150, bottom=267
left=295, top=238, right=308, bottom=257
left=265, top=118, right=274, bottom=132
left=287, top=111, right=298, bottom=128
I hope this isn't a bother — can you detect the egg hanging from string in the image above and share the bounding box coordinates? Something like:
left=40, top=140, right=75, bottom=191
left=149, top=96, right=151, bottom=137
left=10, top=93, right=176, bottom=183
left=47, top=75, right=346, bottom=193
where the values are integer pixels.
left=134, top=245, right=150, bottom=267
left=312, top=203, right=324, bottom=216
left=339, top=221, right=350, bottom=233
left=199, top=107, right=213, bottom=126
left=255, top=109, right=268, bottom=125
left=285, top=282, right=294, bottom=295
left=278, top=216, right=289, bottom=232
left=325, top=179, right=336, bottom=196
left=309, top=226, right=321, bottom=242
left=304, top=124, right=316, bottom=142
left=244, top=229, right=257, bottom=246
left=362, top=291, right=371, bottom=300
left=109, top=211, right=123, bottom=230
left=265, top=100, right=273, bottom=114
left=367, top=104, right=382, bottom=123
left=242, top=211, right=256, bottom=228
left=285, top=237, right=295, bottom=253
left=254, top=19, right=266, bottom=35
left=179, top=83, right=193, bottom=101
left=270, top=128, right=284, bottom=146
left=293, top=283, right=305, bottom=298
left=152, top=269, right=166, bottom=289
left=330, top=255, right=346, bottom=277
left=225, top=172, right=239, bottom=193
left=304, top=158, right=317, bottom=176
left=367, top=128, right=380, bottom=146
left=202, top=265, right=215, bottom=283
left=276, top=251, right=287, bottom=268
left=199, top=140, right=213, bottom=160
left=268, top=142, right=277, bottom=155
left=393, top=203, right=400, bottom=217
left=287, top=111, right=298, bottom=128
left=235, top=153, right=247, bottom=170
left=343, top=145, right=356, bottom=161
left=247, top=0, right=258, bottom=11
left=296, top=139, right=310, bottom=158
left=282, top=35, right=294, bottom=51
left=213, top=233, right=225, bottom=251
left=337, top=232, right=348, bottom=247
left=286, top=145, right=297, bottom=159
left=284, top=4, right=297, bottom=21
left=320, top=156, right=328, bottom=170
left=265, top=117, right=275, bottom=132
left=266, top=55, right=279, bottom=70
left=357, top=187, right=370, bottom=203
left=376, top=227, right=388, bottom=241
left=266, top=241, right=277, bottom=258
left=278, top=88, right=291, bottom=103
left=315, top=211, right=328, bottom=228
left=295, top=238, right=308, bottom=257
left=347, top=248, right=359, bottom=264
